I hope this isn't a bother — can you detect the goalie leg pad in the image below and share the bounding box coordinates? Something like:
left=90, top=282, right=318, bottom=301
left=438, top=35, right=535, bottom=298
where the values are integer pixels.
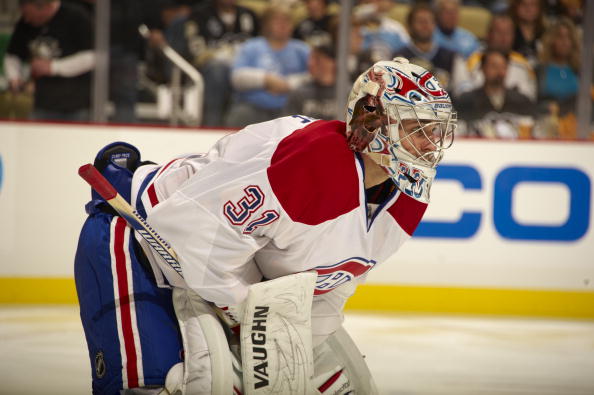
left=172, top=288, right=234, bottom=394
left=313, top=326, right=379, bottom=395
left=240, top=272, right=317, bottom=395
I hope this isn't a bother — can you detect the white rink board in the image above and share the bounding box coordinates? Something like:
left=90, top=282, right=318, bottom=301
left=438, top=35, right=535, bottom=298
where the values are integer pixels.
left=0, top=121, right=592, bottom=291
left=0, top=122, right=223, bottom=277
left=376, top=139, right=594, bottom=291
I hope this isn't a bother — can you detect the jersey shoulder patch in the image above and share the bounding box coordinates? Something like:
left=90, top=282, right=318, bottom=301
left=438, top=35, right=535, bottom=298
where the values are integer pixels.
left=267, top=120, right=360, bottom=225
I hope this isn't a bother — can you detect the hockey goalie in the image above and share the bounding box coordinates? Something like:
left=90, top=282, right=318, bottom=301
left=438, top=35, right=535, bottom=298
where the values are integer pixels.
left=74, top=57, right=456, bottom=394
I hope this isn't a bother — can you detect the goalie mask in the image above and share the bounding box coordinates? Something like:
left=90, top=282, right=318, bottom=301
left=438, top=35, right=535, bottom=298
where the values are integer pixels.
left=346, top=57, right=456, bottom=203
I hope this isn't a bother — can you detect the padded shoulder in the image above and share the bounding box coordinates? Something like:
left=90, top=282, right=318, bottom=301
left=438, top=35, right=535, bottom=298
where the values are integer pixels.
left=267, top=120, right=360, bottom=225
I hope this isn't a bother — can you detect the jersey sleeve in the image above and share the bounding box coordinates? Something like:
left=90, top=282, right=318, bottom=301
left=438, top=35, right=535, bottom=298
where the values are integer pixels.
left=233, top=38, right=258, bottom=69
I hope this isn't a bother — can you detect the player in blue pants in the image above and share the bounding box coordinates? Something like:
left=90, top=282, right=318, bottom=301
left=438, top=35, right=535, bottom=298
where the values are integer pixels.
left=74, top=142, right=183, bottom=394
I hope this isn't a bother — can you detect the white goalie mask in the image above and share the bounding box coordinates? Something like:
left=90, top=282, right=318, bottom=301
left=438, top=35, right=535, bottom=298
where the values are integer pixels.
left=345, top=57, right=457, bottom=202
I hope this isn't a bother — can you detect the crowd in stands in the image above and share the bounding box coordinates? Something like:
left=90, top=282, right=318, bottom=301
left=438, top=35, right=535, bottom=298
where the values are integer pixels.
left=0, top=0, right=592, bottom=139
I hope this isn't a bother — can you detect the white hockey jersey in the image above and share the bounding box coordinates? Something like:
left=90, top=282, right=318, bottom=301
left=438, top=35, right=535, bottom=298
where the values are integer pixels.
left=131, top=116, right=427, bottom=337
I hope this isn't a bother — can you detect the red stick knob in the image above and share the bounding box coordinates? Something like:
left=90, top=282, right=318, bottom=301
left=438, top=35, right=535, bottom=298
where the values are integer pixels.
left=78, top=163, right=118, bottom=200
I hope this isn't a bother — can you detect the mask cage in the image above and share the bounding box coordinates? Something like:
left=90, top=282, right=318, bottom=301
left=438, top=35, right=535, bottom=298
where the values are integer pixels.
left=381, top=101, right=457, bottom=168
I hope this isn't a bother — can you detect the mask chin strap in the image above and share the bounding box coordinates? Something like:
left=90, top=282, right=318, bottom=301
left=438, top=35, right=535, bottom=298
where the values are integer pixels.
left=365, top=151, right=393, bottom=168
left=364, top=152, right=417, bottom=185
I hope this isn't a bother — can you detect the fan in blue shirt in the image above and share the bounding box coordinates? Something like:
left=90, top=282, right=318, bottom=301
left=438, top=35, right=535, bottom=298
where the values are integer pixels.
left=433, top=0, right=480, bottom=59
left=227, top=5, right=310, bottom=127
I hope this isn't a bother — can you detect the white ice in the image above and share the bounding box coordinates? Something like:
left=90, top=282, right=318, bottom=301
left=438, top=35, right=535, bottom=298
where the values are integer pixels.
left=1, top=306, right=593, bottom=395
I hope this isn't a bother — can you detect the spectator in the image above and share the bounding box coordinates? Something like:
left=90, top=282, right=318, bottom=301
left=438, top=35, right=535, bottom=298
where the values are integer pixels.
left=160, top=0, right=194, bottom=28
left=283, top=43, right=336, bottom=120
left=4, top=0, right=94, bottom=122
left=167, top=0, right=259, bottom=126
left=355, top=0, right=410, bottom=61
left=433, top=0, right=480, bottom=59
left=293, top=0, right=333, bottom=47
left=395, top=2, right=464, bottom=91
left=454, top=49, right=536, bottom=138
left=323, top=15, right=375, bottom=83
left=62, top=0, right=170, bottom=122
left=536, top=17, right=580, bottom=113
left=226, top=5, right=310, bottom=127
left=533, top=17, right=581, bottom=138
left=452, top=13, right=537, bottom=101
left=109, top=0, right=167, bottom=123
left=509, top=0, right=547, bottom=66
left=554, top=0, right=584, bottom=26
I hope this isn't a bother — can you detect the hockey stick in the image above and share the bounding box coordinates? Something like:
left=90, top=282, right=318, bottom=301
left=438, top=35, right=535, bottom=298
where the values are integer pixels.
left=78, top=163, right=184, bottom=278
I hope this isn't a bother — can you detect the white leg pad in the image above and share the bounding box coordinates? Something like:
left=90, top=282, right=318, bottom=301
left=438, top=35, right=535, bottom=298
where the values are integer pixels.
left=172, top=287, right=234, bottom=394
left=313, top=326, right=379, bottom=394
left=162, top=362, right=183, bottom=394
left=240, top=272, right=317, bottom=395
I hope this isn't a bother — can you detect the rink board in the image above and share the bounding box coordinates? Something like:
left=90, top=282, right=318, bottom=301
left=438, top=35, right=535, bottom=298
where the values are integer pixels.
left=0, top=121, right=593, bottom=318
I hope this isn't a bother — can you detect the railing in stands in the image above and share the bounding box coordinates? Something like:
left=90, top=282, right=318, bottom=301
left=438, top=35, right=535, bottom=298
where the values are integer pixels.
left=138, top=24, right=204, bottom=127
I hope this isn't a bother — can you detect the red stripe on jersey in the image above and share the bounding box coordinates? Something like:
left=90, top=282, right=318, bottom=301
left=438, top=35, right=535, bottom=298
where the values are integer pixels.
left=145, top=158, right=179, bottom=207
left=113, top=218, right=139, bottom=388
left=158, top=159, right=178, bottom=176
left=146, top=184, right=159, bottom=207
left=267, top=120, right=359, bottom=225
left=387, top=192, right=428, bottom=236
left=318, top=369, right=344, bottom=393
